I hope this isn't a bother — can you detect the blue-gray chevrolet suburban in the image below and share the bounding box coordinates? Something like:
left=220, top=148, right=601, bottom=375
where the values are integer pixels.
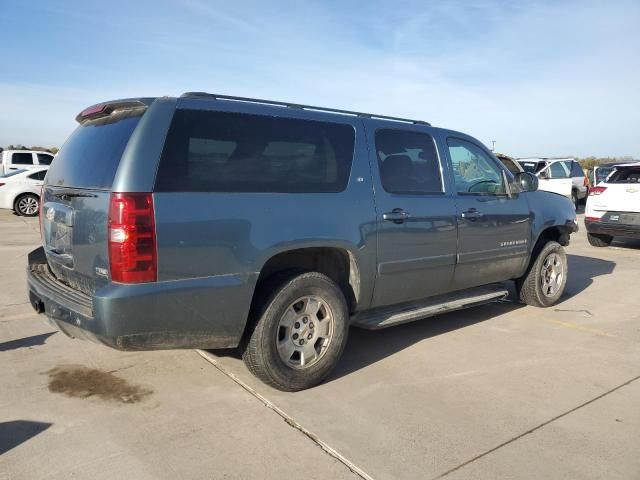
left=27, top=93, right=578, bottom=391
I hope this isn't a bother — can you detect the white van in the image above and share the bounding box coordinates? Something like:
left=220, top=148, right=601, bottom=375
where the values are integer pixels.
left=0, top=150, right=54, bottom=175
left=517, top=159, right=576, bottom=208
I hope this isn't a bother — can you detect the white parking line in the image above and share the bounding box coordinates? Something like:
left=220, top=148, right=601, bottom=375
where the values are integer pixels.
left=196, top=349, right=376, bottom=480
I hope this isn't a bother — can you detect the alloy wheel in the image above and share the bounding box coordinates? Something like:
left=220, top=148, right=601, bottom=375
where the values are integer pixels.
left=276, top=295, right=334, bottom=369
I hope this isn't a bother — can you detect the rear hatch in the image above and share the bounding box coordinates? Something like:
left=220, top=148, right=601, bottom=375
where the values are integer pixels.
left=42, top=100, right=150, bottom=295
left=594, top=166, right=640, bottom=213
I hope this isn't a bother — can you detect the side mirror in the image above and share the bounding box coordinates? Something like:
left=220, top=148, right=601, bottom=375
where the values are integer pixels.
left=515, top=172, right=538, bottom=192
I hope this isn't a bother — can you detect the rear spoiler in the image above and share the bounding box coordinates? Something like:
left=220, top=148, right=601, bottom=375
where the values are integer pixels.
left=75, top=98, right=155, bottom=124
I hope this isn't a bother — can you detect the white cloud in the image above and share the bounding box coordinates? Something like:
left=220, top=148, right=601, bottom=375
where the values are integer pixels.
left=1, top=0, right=638, bottom=157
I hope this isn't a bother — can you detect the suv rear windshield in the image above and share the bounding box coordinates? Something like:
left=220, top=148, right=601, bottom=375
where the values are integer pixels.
left=155, top=109, right=355, bottom=193
left=608, top=167, right=640, bottom=183
left=1, top=169, right=27, bottom=178
left=45, top=109, right=143, bottom=189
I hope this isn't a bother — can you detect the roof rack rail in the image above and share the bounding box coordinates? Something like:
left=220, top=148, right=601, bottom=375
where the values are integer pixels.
left=180, top=92, right=430, bottom=126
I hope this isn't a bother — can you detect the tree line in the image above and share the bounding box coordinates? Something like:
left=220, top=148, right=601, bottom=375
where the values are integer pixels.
left=0, top=145, right=59, bottom=154
left=577, top=156, right=636, bottom=170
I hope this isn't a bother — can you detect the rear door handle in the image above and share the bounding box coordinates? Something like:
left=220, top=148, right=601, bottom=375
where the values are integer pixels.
left=382, top=208, right=411, bottom=224
left=461, top=208, right=483, bottom=221
left=383, top=208, right=410, bottom=224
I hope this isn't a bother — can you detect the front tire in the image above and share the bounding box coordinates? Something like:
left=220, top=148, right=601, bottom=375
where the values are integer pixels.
left=14, top=194, right=40, bottom=217
left=516, top=241, right=568, bottom=307
left=242, top=272, right=349, bottom=391
left=587, top=232, right=612, bottom=247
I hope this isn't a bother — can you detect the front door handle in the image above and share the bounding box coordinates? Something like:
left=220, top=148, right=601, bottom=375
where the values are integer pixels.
left=383, top=208, right=410, bottom=224
left=461, top=208, right=483, bottom=221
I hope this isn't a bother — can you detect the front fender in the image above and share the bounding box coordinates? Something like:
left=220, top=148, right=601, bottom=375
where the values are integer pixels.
left=526, top=190, right=578, bottom=250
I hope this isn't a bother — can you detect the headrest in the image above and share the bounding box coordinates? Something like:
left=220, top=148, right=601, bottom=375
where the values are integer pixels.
left=381, top=155, right=412, bottom=179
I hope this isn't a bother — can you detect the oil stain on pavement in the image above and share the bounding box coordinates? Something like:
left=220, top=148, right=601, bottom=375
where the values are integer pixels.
left=47, top=365, right=152, bottom=403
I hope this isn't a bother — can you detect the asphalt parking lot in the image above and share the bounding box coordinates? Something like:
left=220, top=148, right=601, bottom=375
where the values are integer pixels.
left=1, top=209, right=639, bottom=480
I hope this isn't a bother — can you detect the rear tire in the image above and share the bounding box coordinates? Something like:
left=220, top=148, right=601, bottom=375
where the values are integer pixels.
left=587, top=232, right=612, bottom=247
left=516, top=241, right=567, bottom=307
left=242, top=272, right=349, bottom=391
left=14, top=194, right=39, bottom=217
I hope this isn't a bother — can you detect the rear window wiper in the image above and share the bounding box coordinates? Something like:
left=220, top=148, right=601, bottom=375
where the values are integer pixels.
left=52, top=191, right=98, bottom=199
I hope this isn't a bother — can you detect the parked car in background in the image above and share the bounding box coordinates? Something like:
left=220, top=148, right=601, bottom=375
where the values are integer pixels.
left=585, top=163, right=640, bottom=246
left=589, top=162, right=636, bottom=188
left=27, top=93, right=577, bottom=391
left=517, top=158, right=587, bottom=209
left=0, top=168, right=47, bottom=216
left=0, top=150, right=54, bottom=175
left=516, top=158, right=573, bottom=205
left=495, top=153, right=524, bottom=175
left=592, top=164, right=615, bottom=185
left=567, top=159, right=588, bottom=199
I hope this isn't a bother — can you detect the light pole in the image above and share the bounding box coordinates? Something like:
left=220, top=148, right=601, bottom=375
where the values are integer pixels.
left=491, top=140, right=496, bottom=152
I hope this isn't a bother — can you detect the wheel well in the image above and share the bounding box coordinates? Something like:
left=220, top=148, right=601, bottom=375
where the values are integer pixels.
left=254, top=247, right=359, bottom=315
left=517, top=226, right=571, bottom=282
left=533, top=226, right=571, bottom=256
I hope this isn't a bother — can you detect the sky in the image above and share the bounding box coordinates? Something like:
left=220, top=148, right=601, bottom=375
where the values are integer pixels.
left=0, top=0, right=638, bottom=158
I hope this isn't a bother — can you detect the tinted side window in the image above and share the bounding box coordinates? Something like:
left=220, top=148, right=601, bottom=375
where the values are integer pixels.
left=29, top=171, right=47, bottom=181
left=37, top=154, right=53, bottom=165
left=156, top=110, right=355, bottom=193
left=570, top=161, right=584, bottom=177
left=549, top=162, right=569, bottom=178
left=447, top=138, right=505, bottom=195
left=12, top=153, right=33, bottom=165
left=375, top=129, right=442, bottom=194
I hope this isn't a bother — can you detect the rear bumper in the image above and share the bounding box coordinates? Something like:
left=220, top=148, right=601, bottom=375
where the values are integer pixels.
left=27, top=247, right=256, bottom=351
left=584, top=219, right=640, bottom=238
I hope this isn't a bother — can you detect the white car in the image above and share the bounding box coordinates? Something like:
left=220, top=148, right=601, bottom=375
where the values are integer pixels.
left=515, top=158, right=574, bottom=205
left=0, top=168, right=47, bottom=216
left=585, top=163, right=640, bottom=246
left=0, top=150, right=54, bottom=175
left=518, top=158, right=589, bottom=208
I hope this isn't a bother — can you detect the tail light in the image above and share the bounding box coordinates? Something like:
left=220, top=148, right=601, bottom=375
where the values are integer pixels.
left=79, top=103, right=108, bottom=119
left=585, top=216, right=601, bottom=221
left=108, top=193, right=157, bottom=283
left=589, top=186, right=607, bottom=196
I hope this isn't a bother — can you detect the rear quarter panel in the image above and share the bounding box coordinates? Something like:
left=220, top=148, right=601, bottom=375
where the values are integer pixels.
left=1, top=180, right=40, bottom=210
left=152, top=102, right=377, bottom=342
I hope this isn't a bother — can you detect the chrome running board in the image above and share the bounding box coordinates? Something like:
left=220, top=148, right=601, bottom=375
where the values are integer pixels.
left=351, top=284, right=509, bottom=330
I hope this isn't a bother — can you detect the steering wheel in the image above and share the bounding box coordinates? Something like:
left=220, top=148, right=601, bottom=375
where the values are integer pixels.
left=468, top=180, right=498, bottom=193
